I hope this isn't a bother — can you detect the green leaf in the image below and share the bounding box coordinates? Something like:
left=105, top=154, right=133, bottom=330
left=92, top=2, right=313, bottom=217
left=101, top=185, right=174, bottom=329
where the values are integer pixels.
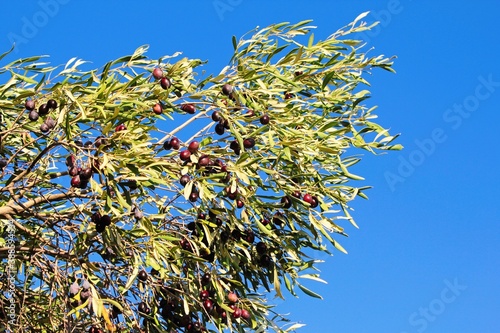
left=332, top=238, right=348, bottom=254
left=293, top=46, right=304, bottom=64
left=284, top=275, right=296, bottom=296
left=352, top=11, right=370, bottom=27
left=0, top=45, right=15, bottom=62
left=297, top=283, right=323, bottom=299
left=232, top=35, right=238, bottom=50
left=285, top=323, right=307, bottom=332
left=338, top=156, right=365, bottom=180
left=266, top=44, right=290, bottom=63
left=388, top=143, right=404, bottom=150
left=122, top=258, right=140, bottom=294
left=299, top=274, right=328, bottom=284
left=307, top=33, right=314, bottom=48
left=13, top=72, right=37, bottom=85
left=289, top=19, right=314, bottom=31
left=321, top=71, right=336, bottom=90
left=273, top=268, right=284, bottom=299
left=257, top=219, right=275, bottom=238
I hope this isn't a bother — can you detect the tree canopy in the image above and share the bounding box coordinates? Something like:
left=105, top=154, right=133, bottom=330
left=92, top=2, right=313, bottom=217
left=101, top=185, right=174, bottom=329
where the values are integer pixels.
left=0, top=14, right=400, bottom=333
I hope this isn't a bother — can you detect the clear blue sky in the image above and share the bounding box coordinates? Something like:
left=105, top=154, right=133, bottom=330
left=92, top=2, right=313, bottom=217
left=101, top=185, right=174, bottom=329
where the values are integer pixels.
left=2, top=1, right=499, bottom=332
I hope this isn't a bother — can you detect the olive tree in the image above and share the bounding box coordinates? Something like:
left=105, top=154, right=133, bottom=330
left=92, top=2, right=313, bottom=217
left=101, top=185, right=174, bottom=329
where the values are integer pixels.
left=0, top=14, right=401, bottom=333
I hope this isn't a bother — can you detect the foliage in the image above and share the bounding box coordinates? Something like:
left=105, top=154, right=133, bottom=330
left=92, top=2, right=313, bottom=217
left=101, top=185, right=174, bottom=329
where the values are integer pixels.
left=0, top=14, right=400, bottom=333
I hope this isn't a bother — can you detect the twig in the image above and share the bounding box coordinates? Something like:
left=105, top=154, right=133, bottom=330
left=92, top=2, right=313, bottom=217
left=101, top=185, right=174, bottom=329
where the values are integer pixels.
left=0, top=191, right=88, bottom=218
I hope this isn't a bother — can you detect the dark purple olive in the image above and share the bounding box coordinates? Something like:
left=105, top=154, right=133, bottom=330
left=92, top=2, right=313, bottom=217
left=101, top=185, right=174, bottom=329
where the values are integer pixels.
left=260, top=114, right=270, bottom=125
left=222, top=84, right=233, bottom=96
left=100, top=214, right=112, bottom=226
left=95, top=223, right=106, bottom=233
left=220, top=119, right=230, bottom=129
left=38, top=103, right=49, bottom=115
left=152, top=67, right=163, bottom=80
left=212, top=111, right=222, bottom=122
left=180, top=104, right=196, bottom=114
left=281, top=196, right=292, bottom=209
left=40, top=123, right=50, bottom=133
left=138, top=301, right=150, bottom=315
left=69, top=167, right=79, bottom=177
left=0, top=159, right=8, bottom=169
left=25, top=99, right=35, bottom=111
left=45, top=117, right=56, bottom=129
left=28, top=110, right=39, bottom=121
left=79, top=167, right=93, bottom=181
left=243, top=138, right=255, bottom=149
left=189, top=190, right=199, bottom=202
left=94, top=136, right=107, bottom=148
left=47, top=99, right=58, bottom=109
left=256, top=241, right=267, bottom=254
left=138, top=270, right=148, bottom=282
left=160, top=77, right=171, bottom=89
left=170, top=137, right=181, bottom=150
left=198, top=155, right=211, bottom=167
left=70, top=175, right=81, bottom=187
left=179, top=150, right=191, bottom=161
left=91, top=212, right=102, bottom=224
left=163, top=141, right=172, bottom=150
left=180, top=174, right=190, bottom=187
left=215, top=123, right=225, bottom=135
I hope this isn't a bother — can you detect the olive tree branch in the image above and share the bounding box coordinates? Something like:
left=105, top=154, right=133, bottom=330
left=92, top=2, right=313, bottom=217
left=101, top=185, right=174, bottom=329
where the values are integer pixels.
left=0, top=191, right=90, bottom=219
left=157, top=107, right=209, bottom=144
left=1, top=141, right=59, bottom=193
left=0, top=246, right=71, bottom=259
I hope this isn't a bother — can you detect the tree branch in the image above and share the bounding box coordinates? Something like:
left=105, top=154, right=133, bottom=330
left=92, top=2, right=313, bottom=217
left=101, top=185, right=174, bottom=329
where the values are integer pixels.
left=0, top=141, right=59, bottom=193
left=0, top=191, right=90, bottom=219
left=0, top=246, right=71, bottom=259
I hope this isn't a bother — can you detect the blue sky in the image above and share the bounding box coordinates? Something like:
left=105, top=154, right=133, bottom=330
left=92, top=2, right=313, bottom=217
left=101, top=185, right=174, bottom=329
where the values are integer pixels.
left=1, top=1, right=500, bottom=332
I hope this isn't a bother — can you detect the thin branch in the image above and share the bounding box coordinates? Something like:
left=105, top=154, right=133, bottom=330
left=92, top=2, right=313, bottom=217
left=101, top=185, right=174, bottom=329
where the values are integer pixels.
left=1, top=141, right=59, bottom=193
left=0, top=246, right=71, bottom=259
left=0, top=191, right=89, bottom=218
left=157, top=108, right=209, bottom=144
